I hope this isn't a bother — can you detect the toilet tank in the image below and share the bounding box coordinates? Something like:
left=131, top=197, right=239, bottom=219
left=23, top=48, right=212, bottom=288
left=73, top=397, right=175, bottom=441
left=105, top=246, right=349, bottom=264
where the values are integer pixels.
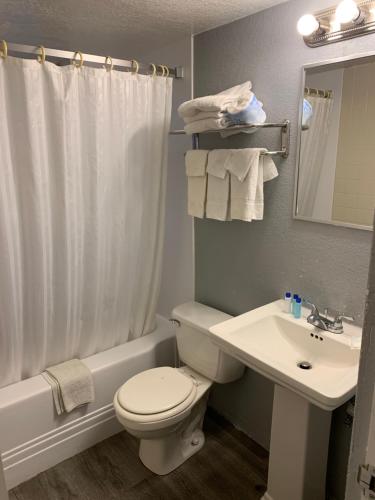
left=171, top=302, right=244, bottom=383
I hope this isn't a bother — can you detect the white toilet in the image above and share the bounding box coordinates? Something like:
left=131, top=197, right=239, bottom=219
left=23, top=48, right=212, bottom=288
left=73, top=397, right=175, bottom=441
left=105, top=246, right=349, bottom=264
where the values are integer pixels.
left=114, top=301, right=244, bottom=475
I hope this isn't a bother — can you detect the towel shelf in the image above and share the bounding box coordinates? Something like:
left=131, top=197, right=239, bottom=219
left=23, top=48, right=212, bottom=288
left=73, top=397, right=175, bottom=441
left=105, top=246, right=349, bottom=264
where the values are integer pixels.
left=169, top=120, right=290, bottom=158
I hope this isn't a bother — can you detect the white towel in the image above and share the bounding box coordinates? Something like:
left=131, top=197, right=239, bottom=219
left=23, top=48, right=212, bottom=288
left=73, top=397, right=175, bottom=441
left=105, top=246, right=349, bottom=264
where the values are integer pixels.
left=184, top=117, right=231, bottom=134
left=42, top=359, right=95, bottom=415
left=183, top=111, right=226, bottom=124
left=185, top=150, right=208, bottom=218
left=230, top=149, right=278, bottom=222
left=206, top=150, right=231, bottom=221
left=178, top=82, right=253, bottom=119
left=225, top=149, right=256, bottom=181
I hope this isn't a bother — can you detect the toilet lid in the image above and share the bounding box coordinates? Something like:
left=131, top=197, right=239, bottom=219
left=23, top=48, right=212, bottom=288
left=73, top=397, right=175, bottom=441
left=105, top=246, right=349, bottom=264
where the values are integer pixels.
left=117, top=367, right=196, bottom=415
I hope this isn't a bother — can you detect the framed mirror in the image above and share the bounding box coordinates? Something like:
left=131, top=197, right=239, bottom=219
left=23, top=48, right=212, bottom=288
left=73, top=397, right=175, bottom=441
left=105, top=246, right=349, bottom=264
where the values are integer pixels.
left=294, top=53, right=375, bottom=231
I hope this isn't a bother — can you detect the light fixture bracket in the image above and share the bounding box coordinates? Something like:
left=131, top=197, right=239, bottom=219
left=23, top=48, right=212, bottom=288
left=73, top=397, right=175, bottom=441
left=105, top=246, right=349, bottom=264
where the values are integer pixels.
left=303, top=0, right=375, bottom=47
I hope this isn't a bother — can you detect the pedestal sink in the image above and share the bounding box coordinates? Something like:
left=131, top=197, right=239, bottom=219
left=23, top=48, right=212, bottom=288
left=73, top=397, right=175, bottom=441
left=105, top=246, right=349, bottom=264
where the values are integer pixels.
left=209, top=300, right=361, bottom=500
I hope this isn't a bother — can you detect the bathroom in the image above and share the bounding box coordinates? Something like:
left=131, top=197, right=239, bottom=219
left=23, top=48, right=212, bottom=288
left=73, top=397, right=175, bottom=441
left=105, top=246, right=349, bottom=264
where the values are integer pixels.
left=0, top=0, right=375, bottom=499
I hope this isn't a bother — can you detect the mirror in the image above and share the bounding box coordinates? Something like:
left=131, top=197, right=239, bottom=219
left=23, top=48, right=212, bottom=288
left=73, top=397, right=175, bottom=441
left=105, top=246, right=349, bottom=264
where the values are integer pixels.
left=295, top=54, right=375, bottom=230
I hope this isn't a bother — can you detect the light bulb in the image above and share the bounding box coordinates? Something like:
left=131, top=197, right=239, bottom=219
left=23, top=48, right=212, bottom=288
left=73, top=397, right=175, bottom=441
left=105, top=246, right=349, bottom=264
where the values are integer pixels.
left=335, top=0, right=360, bottom=24
left=297, top=14, right=320, bottom=36
left=330, top=19, right=341, bottom=32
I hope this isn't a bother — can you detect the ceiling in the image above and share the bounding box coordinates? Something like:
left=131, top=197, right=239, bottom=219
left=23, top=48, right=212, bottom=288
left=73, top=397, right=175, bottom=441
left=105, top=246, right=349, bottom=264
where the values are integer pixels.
left=1, top=0, right=288, bottom=58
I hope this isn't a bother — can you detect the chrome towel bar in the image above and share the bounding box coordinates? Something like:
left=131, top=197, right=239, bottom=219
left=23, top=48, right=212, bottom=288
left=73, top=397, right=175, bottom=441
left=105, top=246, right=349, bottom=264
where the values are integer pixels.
left=169, top=120, right=290, bottom=158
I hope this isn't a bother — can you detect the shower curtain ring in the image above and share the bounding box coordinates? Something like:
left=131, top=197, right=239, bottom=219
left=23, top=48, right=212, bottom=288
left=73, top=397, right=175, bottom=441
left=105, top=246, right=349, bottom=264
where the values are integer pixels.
left=104, top=56, right=113, bottom=72
left=72, top=51, right=84, bottom=68
left=157, top=64, right=165, bottom=77
left=149, top=63, right=157, bottom=77
left=0, top=40, right=8, bottom=59
left=37, top=45, right=46, bottom=64
left=131, top=59, right=139, bottom=74
left=162, top=65, right=169, bottom=77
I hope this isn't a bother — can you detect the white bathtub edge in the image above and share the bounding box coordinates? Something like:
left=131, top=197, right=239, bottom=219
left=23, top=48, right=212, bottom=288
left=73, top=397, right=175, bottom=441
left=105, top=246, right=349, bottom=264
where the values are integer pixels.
left=3, top=404, right=123, bottom=489
left=1, top=315, right=176, bottom=490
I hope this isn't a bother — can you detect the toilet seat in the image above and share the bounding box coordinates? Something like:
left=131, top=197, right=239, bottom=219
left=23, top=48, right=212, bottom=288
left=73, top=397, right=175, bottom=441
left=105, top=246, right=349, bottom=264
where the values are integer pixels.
left=115, top=367, right=198, bottom=425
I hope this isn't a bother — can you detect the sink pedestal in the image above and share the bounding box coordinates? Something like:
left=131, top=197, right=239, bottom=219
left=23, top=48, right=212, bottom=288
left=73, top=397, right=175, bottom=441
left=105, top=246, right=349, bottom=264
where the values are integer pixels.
left=261, top=385, right=332, bottom=500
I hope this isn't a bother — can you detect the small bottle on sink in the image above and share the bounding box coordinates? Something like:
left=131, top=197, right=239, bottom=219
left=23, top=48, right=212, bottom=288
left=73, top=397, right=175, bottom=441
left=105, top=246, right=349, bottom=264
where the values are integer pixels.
left=294, top=297, right=302, bottom=319
left=284, top=292, right=292, bottom=313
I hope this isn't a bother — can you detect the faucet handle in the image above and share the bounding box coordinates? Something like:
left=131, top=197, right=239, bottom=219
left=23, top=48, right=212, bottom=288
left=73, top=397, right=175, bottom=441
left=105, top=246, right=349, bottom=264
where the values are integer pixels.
left=331, top=313, right=354, bottom=333
left=303, top=299, right=319, bottom=315
left=334, top=313, right=354, bottom=323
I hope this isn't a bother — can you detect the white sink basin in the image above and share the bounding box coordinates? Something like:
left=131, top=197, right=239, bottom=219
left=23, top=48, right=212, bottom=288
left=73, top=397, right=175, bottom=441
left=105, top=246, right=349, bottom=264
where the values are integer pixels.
left=209, top=300, right=361, bottom=410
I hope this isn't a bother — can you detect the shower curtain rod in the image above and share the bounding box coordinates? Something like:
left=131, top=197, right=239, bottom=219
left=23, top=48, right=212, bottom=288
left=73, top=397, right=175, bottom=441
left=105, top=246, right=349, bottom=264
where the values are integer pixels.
left=304, top=86, right=332, bottom=98
left=1, top=41, right=184, bottom=79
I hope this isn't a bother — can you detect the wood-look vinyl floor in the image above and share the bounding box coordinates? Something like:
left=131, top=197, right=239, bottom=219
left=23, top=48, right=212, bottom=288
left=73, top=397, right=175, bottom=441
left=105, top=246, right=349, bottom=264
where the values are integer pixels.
left=9, top=409, right=268, bottom=500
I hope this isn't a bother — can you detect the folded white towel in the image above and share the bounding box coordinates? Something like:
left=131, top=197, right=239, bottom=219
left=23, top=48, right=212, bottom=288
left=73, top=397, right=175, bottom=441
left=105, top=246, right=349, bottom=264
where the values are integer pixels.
left=185, top=150, right=208, bottom=218
left=230, top=149, right=278, bottom=222
left=207, top=149, right=230, bottom=179
left=206, top=150, right=231, bottom=221
left=42, top=359, right=95, bottom=415
left=178, top=82, right=253, bottom=119
left=225, top=149, right=256, bottom=182
left=184, top=117, right=231, bottom=134
left=183, top=111, right=226, bottom=124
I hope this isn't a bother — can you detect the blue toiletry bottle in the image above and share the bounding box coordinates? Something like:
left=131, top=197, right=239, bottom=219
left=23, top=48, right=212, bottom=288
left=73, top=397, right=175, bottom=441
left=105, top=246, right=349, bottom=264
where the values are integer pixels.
left=294, top=297, right=302, bottom=319
left=292, top=294, right=299, bottom=315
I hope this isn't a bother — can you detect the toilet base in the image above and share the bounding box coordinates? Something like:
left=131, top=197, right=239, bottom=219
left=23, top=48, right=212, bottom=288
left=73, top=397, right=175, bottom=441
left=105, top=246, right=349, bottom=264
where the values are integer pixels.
left=139, top=394, right=208, bottom=475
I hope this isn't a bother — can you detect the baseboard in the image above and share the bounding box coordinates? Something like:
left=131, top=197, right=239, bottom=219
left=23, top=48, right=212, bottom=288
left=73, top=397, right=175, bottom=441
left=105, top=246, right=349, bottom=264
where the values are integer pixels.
left=2, top=403, right=123, bottom=490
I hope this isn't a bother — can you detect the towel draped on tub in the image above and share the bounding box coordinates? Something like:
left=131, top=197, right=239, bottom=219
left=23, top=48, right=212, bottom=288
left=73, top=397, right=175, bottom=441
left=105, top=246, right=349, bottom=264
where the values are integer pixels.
left=43, top=359, right=95, bottom=415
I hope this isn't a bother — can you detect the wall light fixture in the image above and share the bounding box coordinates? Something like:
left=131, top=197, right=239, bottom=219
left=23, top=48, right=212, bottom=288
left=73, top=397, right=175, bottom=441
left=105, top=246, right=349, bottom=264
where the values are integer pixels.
left=298, top=0, right=375, bottom=47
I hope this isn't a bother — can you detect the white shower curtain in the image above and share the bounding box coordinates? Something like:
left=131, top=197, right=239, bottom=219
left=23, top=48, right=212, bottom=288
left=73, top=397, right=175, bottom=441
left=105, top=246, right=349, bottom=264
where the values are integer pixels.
left=298, top=95, right=333, bottom=217
left=0, top=57, right=172, bottom=387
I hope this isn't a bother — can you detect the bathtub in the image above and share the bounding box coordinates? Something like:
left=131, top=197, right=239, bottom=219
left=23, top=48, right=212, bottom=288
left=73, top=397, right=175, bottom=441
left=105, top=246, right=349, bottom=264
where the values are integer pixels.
left=0, top=316, right=176, bottom=489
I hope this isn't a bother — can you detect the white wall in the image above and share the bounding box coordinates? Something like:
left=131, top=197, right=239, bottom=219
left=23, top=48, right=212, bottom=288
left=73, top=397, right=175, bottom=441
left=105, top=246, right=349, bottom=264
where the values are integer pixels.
left=136, top=37, right=195, bottom=318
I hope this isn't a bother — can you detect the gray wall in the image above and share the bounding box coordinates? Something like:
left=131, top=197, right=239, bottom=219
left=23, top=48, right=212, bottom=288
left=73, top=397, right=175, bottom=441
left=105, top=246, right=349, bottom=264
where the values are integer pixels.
left=137, top=38, right=195, bottom=318
left=194, top=1, right=373, bottom=499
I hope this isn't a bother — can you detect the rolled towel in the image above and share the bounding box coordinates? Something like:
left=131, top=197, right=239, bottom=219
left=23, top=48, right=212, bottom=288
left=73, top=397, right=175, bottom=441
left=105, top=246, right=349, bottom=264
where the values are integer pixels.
left=230, top=149, right=278, bottom=222
left=183, top=94, right=267, bottom=136
left=220, top=95, right=267, bottom=137
left=178, top=81, right=253, bottom=119
left=206, top=150, right=231, bottom=221
left=185, top=150, right=209, bottom=218
left=42, top=359, right=95, bottom=415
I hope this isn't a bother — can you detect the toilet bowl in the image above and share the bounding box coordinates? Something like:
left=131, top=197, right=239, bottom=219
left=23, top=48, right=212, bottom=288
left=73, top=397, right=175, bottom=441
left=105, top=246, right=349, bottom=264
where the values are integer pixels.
left=114, top=301, right=244, bottom=475
left=114, top=365, right=212, bottom=474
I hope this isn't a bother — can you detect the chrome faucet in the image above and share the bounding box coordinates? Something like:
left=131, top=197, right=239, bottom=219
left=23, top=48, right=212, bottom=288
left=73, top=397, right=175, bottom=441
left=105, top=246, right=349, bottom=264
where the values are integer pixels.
left=305, top=301, right=354, bottom=334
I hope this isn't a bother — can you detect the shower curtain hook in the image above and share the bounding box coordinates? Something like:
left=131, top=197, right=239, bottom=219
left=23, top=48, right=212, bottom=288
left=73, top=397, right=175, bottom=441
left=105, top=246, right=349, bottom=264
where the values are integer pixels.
left=131, top=59, right=139, bottom=74
left=157, top=65, right=165, bottom=77
left=104, top=56, right=113, bottom=72
left=37, top=45, right=46, bottom=64
left=163, top=65, right=170, bottom=77
left=149, top=63, right=157, bottom=77
left=0, top=40, right=8, bottom=59
left=72, top=51, right=84, bottom=69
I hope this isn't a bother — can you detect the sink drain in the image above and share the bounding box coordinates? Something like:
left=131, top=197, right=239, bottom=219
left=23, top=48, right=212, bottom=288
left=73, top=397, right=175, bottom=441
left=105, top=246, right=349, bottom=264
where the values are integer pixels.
left=297, top=361, right=312, bottom=370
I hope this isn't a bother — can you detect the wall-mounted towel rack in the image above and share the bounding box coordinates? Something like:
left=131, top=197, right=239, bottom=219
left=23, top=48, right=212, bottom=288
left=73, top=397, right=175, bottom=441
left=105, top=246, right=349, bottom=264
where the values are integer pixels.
left=169, top=120, right=291, bottom=158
